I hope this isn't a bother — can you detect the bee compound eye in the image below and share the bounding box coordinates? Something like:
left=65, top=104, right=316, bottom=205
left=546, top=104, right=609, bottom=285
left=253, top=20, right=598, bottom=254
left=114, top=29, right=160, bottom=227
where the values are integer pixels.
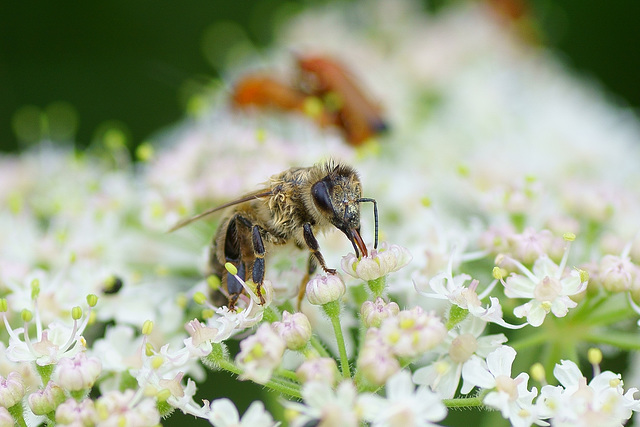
left=311, top=180, right=334, bottom=213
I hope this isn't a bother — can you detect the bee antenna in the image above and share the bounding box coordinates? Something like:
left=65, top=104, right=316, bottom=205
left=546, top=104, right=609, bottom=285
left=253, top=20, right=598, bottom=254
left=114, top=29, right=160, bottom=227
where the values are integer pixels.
left=357, top=198, right=378, bottom=249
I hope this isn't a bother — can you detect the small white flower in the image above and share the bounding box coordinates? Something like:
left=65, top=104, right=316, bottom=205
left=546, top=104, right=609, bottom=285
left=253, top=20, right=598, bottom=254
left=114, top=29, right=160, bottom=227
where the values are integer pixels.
left=462, top=346, right=540, bottom=427
left=285, top=380, right=362, bottom=427
left=416, top=249, right=524, bottom=329
left=360, top=370, right=447, bottom=427
left=184, top=319, right=220, bottom=357
left=503, top=254, right=587, bottom=327
left=235, top=323, right=286, bottom=384
left=536, top=359, right=640, bottom=425
left=413, top=316, right=507, bottom=398
left=206, top=398, right=276, bottom=427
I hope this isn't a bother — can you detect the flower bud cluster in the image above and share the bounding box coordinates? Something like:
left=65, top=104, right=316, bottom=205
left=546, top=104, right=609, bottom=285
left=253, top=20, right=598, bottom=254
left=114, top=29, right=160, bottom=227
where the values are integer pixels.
left=357, top=329, right=401, bottom=386
left=378, top=306, right=447, bottom=358
left=481, top=227, right=565, bottom=266
left=360, top=297, right=400, bottom=328
left=357, top=305, right=447, bottom=386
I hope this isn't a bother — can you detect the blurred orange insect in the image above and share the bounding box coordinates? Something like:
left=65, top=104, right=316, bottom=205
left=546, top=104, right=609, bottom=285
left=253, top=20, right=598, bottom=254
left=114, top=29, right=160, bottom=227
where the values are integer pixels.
left=232, top=75, right=308, bottom=111
left=230, top=55, right=388, bottom=146
left=231, top=74, right=333, bottom=128
left=297, top=55, right=388, bottom=146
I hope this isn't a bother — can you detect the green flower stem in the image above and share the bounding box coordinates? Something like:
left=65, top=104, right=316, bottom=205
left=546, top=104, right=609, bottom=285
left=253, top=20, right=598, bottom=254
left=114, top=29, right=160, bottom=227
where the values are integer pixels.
left=309, top=336, right=331, bottom=359
left=582, top=305, right=635, bottom=327
left=214, top=357, right=302, bottom=399
left=9, top=402, right=27, bottom=427
left=583, top=331, right=640, bottom=351
left=367, top=277, right=386, bottom=298
left=349, top=283, right=369, bottom=308
left=275, top=368, right=300, bottom=382
left=442, top=396, right=484, bottom=409
left=508, top=331, right=550, bottom=351
left=322, top=300, right=351, bottom=379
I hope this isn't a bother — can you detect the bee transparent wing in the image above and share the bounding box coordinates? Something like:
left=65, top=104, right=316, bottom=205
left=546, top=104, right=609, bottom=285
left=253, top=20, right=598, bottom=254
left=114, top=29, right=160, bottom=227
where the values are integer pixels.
left=167, top=189, right=273, bottom=232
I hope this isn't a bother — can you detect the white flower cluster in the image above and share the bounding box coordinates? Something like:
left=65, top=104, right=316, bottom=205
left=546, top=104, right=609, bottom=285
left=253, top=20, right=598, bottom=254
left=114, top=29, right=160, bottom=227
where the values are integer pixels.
left=2, top=0, right=640, bottom=425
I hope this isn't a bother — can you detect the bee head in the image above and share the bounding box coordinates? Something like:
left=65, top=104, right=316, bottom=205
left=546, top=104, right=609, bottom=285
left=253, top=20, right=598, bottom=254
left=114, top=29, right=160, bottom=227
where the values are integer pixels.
left=311, top=165, right=368, bottom=258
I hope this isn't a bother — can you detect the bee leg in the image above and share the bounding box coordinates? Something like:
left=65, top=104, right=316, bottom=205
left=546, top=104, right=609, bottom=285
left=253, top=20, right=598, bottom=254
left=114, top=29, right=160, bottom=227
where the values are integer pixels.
left=303, top=223, right=336, bottom=275
left=221, top=215, right=249, bottom=310
left=250, top=224, right=267, bottom=305
left=234, top=215, right=267, bottom=306
left=297, top=254, right=317, bottom=310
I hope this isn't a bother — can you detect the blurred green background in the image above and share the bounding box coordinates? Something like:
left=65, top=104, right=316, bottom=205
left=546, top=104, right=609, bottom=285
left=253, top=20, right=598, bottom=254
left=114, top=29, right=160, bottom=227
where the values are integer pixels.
left=1, top=0, right=639, bottom=154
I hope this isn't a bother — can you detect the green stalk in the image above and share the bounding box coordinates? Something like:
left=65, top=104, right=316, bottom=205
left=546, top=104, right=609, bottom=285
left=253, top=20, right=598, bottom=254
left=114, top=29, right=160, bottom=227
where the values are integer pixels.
left=9, top=402, right=27, bottom=427
left=309, top=336, right=331, bottom=358
left=442, top=396, right=484, bottom=409
left=367, top=276, right=386, bottom=298
left=323, top=300, right=351, bottom=378
left=214, top=358, right=302, bottom=399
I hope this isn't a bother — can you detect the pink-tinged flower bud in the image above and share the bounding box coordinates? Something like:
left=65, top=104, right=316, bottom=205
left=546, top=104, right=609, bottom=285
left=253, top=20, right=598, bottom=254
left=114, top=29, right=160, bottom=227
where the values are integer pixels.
left=360, top=297, right=400, bottom=328
left=0, top=407, right=12, bottom=427
left=272, top=311, right=312, bottom=351
left=0, top=372, right=25, bottom=408
left=55, top=353, right=102, bottom=391
left=508, top=228, right=560, bottom=265
left=357, top=329, right=400, bottom=386
left=306, top=274, right=346, bottom=306
left=235, top=324, right=286, bottom=384
left=599, top=255, right=636, bottom=293
left=28, top=381, right=66, bottom=415
left=55, top=398, right=97, bottom=426
left=342, top=242, right=412, bottom=281
left=296, top=358, right=339, bottom=385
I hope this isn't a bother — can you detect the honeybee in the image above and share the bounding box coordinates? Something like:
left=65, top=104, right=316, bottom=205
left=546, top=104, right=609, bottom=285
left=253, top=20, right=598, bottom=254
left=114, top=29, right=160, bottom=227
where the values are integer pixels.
left=170, top=160, right=378, bottom=310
